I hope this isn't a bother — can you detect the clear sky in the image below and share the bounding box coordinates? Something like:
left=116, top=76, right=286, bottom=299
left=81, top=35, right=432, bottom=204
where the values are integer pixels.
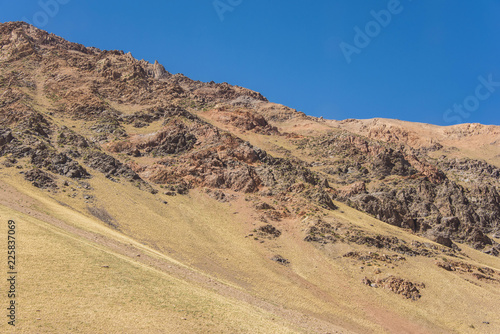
left=1, top=0, right=499, bottom=125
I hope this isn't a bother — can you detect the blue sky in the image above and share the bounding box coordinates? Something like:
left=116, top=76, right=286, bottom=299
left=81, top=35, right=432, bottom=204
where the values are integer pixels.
left=1, top=0, right=499, bottom=125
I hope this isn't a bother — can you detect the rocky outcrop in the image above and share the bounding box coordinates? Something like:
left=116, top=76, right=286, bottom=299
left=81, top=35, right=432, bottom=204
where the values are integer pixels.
left=0, top=129, right=14, bottom=150
left=303, top=133, right=444, bottom=185
left=363, top=276, right=425, bottom=300
left=31, top=147, right=90, bottom=179
left=436, top=260, right=500, bottom=283
left=304, top=218, right=458, bottom=257
left=143, top=138, right=264, bottom=193
left=149, top=60, right=169, bottom=79
left=138, top=122, right=197, bottom=156
left=343, top=251, right=406, bottom=264
left=438, top=157, right=500, bottom=183
left=347, top=178, right=499, bottom=251
left=83, top=150, right=140, bottom=180
left=425, top=230, right=455, bottom=248
left=257, top=224, right=281, bottom=238
left=271, top=255, right=290, bottom=266
left=304, top=219, right=341, bottom=244
left=204, top=188, right=230, bottom=202
left=23, top=168, right=57, bottom=189
left=57, top=127, right=93, bottom=149
left=204, top=106, right=279, bottom=135
left=295, top=132, right=500, bottom=254
left=120, top=106, right=168, bottom=128
left=337, top=181, right=366, bottom=199
left=1, top=21, right=499, bottom=256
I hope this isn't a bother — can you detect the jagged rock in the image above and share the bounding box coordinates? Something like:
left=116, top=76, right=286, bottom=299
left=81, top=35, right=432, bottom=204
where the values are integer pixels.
left=205, top=189, right=230, bottom=202
left=376, top=276, right=425, bottom=300
left=83, top=151, right=140, bottom=180
left=121, top=106, right=165, bottom=125
left=467, top=229, right=493, bottom=250
left=151, top=60, right=168, bottom=79
left=426, top=230, right=454, bottom=248
left=18, top=112, right=52, bottom=137
left=349, top=192, right=407, bottom=227
left=344, top=251, right=406, bottom=264
left=346, top=177, right=500, bottom=253
left=57, top=127, right=92, bottom=149
left=307, top=190, right=337, bottom=210
left=257, top=224, right=281, bottom=238
left=271, top=255, right=289, bottom=265
left=108, top=120, right=197, bottom=156
left=24, top=168, right=57, bottom=189
left=206, top=107, right=279, bottom=135
left=484, top=244, right=500, bottom=256
left=297, top=131, right=500, bottom=253
left=304, top=219, right=341, bottom=244
left=90, top=116, right=126, bottom=138
left=30, top=148, right=90, bottom=179
left=163, top=183, right=190, bottom=195
left=254, top=201, right=275, bottom=210
left=363, top=275, right=425, bottom=300
left=337, top=181, right=367, bottom=199
left=436, top=262, right=454, bottom=271
left=348, top=234, right=418, bottom=256
left=0, top=128, right=14, bottom=147
left=435, top=260, right=500, bottom=282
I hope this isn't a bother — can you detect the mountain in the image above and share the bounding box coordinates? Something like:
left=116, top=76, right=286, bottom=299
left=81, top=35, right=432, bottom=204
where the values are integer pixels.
left=1, top=21, right=499, bottom=333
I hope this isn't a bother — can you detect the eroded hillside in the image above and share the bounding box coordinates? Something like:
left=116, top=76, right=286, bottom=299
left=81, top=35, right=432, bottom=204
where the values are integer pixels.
left=1, top=22, right=500, bottom=333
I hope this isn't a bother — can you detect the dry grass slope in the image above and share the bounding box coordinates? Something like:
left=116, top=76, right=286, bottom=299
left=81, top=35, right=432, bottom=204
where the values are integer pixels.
left=1, top=165, right=499, bottom=333
left=0, top=205, right=304, bottom=333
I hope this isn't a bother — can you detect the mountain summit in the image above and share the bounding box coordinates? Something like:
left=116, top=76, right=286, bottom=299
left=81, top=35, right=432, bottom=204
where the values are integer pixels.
left=1, top=21, right=500, bottom=333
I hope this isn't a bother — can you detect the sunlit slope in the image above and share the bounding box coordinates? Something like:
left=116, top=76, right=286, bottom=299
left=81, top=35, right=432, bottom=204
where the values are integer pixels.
left=0, top=170, right=358, bottom=334
left=0, top=206, right=308, bottom=334
left=1, top=167, right=500, bottom=333
left=1, top=21, right=500, bottom=334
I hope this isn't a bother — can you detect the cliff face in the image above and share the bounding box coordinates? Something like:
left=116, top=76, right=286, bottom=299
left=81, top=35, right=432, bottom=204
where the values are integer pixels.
left=295, top=132, right=500, bottom=254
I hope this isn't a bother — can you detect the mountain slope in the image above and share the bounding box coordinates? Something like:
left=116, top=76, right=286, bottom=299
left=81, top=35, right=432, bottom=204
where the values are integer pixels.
left=1, top=21, right=500, bottom=333
left=0, top=181, right=305, bottom=334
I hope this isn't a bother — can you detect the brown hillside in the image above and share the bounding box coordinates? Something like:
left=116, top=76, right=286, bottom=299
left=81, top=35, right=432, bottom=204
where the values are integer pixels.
left=1, top=22, right=500, bottom=333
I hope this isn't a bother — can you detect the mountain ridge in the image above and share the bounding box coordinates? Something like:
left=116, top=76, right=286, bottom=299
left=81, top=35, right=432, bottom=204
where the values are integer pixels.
left=1, top=21, right=500, bottom=333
